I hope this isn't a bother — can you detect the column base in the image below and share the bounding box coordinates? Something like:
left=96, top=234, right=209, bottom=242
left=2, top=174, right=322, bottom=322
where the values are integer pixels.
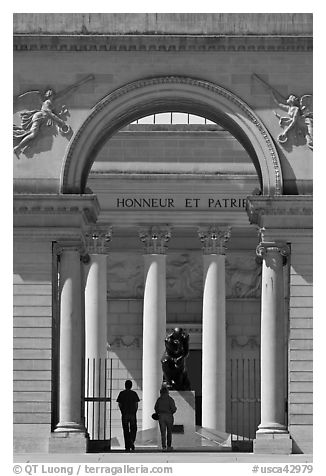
left=54, top=422, right=86, bottom=433
left=49, top=432, right=89, bottom=453
left=253, top=432, right=292, bottom=454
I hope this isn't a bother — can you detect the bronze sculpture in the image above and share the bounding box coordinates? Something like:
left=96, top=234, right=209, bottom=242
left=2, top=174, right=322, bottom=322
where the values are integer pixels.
left=161, top=327, right=191, bottom=391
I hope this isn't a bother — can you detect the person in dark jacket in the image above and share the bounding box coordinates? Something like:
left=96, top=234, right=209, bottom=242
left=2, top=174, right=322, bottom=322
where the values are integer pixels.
left=154, top=386, right=177, bottom=451
left=117, top=380, right=140, bottom=451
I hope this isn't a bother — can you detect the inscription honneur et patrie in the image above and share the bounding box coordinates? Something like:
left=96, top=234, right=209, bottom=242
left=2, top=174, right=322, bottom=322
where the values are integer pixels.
left=115, top=196, right=247, bottom=209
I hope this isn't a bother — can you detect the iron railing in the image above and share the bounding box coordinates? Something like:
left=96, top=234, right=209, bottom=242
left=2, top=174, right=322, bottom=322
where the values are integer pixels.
left=230, top=358, right=261, bottom=446
left=84, top=358, right=112, bottom=449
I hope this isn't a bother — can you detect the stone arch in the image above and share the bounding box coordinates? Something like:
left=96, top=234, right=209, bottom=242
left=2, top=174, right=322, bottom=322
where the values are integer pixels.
left=61, top=76, right=282, bottom=195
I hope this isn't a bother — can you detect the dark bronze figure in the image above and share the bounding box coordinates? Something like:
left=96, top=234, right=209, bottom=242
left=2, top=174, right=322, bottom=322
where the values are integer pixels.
left=161, top=327, right=191, bottom=391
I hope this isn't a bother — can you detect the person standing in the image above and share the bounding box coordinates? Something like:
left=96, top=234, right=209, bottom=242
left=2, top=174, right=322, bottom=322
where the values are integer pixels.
left=154, top=386, right=177, bottom=451
left=117, top=380, right=140, bottom=451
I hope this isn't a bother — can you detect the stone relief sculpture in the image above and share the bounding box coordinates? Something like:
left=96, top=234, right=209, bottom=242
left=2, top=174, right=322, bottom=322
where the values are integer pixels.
left=166, top=254, right=202, bottom=298
left=161, top=327, right=191, bottom=390
left=107, top=252, right=261, bottom=299
left=252, top=73, right=313, bottom=150
left=225, top=254, right=261, bottom=298
left=107, top=254, right=144, bottom=298
left=13, top=74, right=94, bottom=155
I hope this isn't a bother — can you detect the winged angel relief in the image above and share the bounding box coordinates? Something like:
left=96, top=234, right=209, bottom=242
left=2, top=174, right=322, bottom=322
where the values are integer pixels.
left=13, top=75, right=94, bottom=155
left=252, top=74, right=313, bottom=150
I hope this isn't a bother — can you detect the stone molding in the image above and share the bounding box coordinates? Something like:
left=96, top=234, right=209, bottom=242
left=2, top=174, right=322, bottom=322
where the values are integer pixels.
left=13, top=35, right=312, bottom=52
left=61, top=75, right=282, bottom=196
left=231, top=336, right=260, bottom=349
left=139, top=226, right=171, bottom=254
left=246, top=195, right=313, bottom=229
left=198, top=226, right=231, bottom=255
left=108, top=336, right=140, bottom=349
left=13, top=193, right=100, bottom=227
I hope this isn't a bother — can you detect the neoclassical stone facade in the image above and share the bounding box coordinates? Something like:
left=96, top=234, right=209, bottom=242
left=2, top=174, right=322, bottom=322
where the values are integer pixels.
left=13, top=13, right=313, bottom=455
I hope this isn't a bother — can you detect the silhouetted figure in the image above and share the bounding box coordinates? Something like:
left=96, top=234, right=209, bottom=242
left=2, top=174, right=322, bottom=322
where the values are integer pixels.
left=154, top=386, right=177, bottom=451
left=117, top=380, right=140, bottom=451
left=161, top=327, right=191, bottom=390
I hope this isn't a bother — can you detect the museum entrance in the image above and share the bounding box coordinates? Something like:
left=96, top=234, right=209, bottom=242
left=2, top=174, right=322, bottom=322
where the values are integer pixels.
left=78, top=102, right=266, bottom=450
left=56, top=76, right=286, bottom=450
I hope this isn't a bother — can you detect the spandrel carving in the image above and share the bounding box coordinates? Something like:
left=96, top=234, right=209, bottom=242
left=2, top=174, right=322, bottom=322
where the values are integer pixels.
left=13, top=75, right=94, bottom=156
left=252, top=73, right=313, bottom=150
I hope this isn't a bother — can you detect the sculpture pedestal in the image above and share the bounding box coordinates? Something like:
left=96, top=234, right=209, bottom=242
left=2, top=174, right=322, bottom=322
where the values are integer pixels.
left=169, top=391, right=196, bottom=448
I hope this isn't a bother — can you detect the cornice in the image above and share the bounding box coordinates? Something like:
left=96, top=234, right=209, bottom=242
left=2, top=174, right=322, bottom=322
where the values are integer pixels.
left=13, top=193, right=100, bottom=227
left=246, top=195, right=313, bottom=229
left=13, top=35, right=313, bottom=53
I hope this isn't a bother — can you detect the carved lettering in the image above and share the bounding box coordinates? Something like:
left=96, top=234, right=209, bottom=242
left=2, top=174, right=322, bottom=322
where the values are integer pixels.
left=208, top=198, right=246, bottom=208
left=115, top=196, right=247, bottom=209
left=185, top=198, right=200, bottom=207
left=116, top=197, right=175, bottom=208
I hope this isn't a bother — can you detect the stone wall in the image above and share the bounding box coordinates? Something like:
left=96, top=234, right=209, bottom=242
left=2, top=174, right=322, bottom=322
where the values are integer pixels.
left=92, top=127, right=255, bottom=176
left=288, top=235, right=313, bottom=454
left=13, top=237, right=53, bottom=452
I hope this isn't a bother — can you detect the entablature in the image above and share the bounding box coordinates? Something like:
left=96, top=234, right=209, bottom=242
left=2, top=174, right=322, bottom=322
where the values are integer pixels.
left=247, top=195, right=313, bottom=229
left=13, top=193, right=100, bottom=228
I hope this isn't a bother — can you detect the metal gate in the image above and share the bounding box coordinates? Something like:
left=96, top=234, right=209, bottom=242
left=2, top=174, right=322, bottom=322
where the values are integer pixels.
left=84, top=358, right=113, bottom=452
left=230, top=358, right=261, bottom=451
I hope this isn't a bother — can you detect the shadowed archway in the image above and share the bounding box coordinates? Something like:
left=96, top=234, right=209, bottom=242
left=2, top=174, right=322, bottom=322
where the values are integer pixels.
left=61, top=76, right=283, bottom=195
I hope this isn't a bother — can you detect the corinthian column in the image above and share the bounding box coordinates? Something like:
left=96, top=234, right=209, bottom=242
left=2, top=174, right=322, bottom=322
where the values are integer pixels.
left=83, top=227, right=112, bottom=440
left=198, top=226, right=231, bottom=431
left=254, top=241, right=292, bottom=453
left=139, top=226, right=171, bottom=430
left=55, top=241, right=86, bottom=433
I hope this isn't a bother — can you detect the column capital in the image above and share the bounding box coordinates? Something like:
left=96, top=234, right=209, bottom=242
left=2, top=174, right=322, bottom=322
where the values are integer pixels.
left=84, top=226, right=112, bottom=254
left=198, top=226, right=231, bottom=255
left=256, top=241, right=290, bottom=261
left=139, top=226, right=171, bottom=254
